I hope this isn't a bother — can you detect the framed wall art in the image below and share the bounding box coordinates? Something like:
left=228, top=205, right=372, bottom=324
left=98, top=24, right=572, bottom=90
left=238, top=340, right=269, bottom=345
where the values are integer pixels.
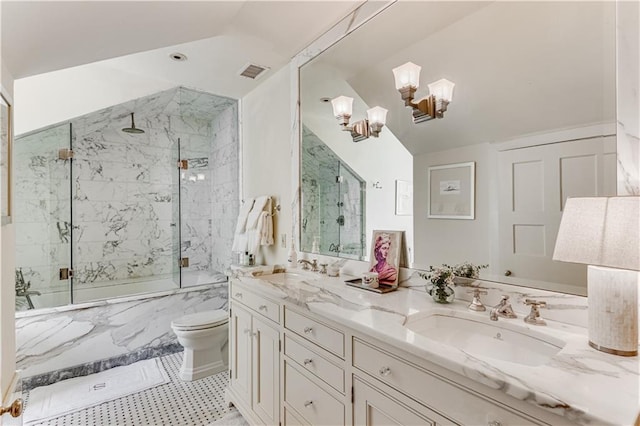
left=368, top=230, right=402, bottom=288
left=427, top=161, right=475, bottom=220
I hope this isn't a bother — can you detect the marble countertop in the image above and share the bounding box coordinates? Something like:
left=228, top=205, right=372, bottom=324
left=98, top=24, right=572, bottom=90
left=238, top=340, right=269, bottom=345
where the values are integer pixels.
left=229, top=266, right=639, bottom=426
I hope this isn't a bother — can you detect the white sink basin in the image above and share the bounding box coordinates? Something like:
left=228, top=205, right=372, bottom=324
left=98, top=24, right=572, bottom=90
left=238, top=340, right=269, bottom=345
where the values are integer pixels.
left=404, top=311, right=566, bottom=367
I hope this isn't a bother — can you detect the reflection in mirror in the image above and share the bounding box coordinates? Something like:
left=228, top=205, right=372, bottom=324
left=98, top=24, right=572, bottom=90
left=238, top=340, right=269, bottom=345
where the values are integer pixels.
left=301, top=125, right=366, bottom=260
left=299, top=1, right=616, bottom=295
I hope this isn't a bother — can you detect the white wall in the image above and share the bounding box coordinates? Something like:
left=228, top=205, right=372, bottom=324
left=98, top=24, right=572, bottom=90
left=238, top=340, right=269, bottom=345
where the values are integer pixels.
left=413, top=143, right=491, bottom=271
left=14, top=63, right=176, bottom=136
left=241, top=66, right=292, bottom=266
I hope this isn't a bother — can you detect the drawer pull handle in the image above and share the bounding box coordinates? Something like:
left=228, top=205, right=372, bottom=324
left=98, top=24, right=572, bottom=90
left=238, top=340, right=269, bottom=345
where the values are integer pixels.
left=304, top=326, right=313, bottom=334
left=379, top=366, right=391, bottom=376
left=304, top=400, right=313, bottom=408
left=235, top=292, right=243, bottom=298
left=259, top=305, right=267, bottom=311
left=251, top=332, right=257, bottom=338
left=303, top=358, right=313, bottom=366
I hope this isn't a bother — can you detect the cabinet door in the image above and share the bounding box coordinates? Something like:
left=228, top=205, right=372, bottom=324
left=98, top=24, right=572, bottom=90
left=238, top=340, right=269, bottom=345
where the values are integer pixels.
left=252, top=316, right=280, bottom=426
left=353, top=377, right=454, bottom=426
left=230, top=304, right=252, bottom=404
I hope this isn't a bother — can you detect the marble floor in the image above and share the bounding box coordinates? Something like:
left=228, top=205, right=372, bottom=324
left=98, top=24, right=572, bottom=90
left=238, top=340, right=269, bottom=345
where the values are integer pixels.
left=24, top=353, right=246, bottom=426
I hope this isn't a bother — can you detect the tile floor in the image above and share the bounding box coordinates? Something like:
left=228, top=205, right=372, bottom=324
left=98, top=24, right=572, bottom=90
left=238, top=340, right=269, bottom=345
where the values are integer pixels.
left=24, top=353, right=244, bottom=426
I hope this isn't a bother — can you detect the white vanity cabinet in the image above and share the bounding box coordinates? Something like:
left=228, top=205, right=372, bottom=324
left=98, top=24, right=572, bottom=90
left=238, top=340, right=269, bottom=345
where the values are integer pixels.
left=352, top=338, right=551, bottom=426
left=228, top=280, right=280, bottom=426
left=282, top=306, right=347, bottom=426
left=227, top=276, right=575, bottom=426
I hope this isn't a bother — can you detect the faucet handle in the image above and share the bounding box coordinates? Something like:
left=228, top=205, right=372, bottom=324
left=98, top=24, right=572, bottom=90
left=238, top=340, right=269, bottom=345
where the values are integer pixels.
left=524, top=299, right=547, bottom=308
left=524, top=299, right=547, bottom=325
left=467, top=288, right=488, bottom=312
left=319, top=263, right=328, bottom=274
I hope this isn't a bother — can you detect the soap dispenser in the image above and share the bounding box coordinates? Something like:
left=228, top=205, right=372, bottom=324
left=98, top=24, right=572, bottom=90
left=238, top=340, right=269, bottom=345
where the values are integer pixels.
left=287, top=238, right=298, bottom=269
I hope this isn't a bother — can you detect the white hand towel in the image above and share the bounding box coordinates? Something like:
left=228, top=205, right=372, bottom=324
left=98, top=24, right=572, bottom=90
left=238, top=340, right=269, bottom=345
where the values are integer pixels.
left=260, top=210, right=274, bottom=246
left=246, top=196, right=269, bottom=231
left=232, top=198, right=255, bottom=252
left=234, top=198, right=255, bottom=235
left=248, top=211, right=268, bottom=255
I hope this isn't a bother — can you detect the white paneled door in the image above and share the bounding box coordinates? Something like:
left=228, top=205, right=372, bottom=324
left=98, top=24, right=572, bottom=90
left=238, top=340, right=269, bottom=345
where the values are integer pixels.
left=497, top=136, right=616, bottom=289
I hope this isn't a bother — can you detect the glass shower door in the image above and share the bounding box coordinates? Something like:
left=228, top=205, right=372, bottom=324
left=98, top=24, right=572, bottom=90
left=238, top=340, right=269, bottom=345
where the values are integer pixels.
left=14, top=123, right=72, bottom=310
left=70, top=115, right=179, bottom=303
left=337, top=162, right=365, bottom=260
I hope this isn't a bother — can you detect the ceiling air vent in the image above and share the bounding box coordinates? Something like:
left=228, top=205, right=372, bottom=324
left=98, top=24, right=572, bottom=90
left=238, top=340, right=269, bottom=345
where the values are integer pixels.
left=238, top=63, right=269, bottom=80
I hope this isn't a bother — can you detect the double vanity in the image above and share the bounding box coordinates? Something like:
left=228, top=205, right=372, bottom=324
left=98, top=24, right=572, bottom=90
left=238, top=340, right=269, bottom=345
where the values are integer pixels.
left=226, top=266, right=638, bottom=426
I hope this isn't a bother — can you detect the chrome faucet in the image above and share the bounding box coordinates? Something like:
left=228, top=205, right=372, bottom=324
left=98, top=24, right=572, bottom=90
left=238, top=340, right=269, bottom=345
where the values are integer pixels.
left=524, top=299, right=547, bottom=325
left=298, top=259, right=318, bottom=272
left=489, top=295, right=517, bottom=321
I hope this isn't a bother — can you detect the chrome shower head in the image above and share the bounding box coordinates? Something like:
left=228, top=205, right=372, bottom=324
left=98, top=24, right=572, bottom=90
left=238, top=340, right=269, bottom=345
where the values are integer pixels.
left=122, top=112, right=145, bottom=134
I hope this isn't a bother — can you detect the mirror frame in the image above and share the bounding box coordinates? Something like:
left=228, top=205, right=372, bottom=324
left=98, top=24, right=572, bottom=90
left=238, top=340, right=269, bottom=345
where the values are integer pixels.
left=290, top=1, right=395, bottom=257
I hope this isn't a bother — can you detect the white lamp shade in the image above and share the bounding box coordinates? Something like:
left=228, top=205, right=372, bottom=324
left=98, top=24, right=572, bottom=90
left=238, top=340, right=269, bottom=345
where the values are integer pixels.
left=392, top=62, right=421, bottom=90
left=366, top=106, right=388, bottom=126
left=427, top=78, right=455, bottom=102
left=553, top=197, right=640, bottom=271
left=331, top=96, right=353, bottom=117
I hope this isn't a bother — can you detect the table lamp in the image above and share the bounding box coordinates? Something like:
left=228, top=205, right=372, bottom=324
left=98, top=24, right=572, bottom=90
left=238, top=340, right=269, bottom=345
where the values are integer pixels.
left=553, top=196, right=640, bottom=356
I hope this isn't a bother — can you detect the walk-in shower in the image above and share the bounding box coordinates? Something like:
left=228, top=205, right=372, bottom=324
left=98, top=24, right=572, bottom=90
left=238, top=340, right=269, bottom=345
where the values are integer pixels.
left=14, top=87, right=239, bottom=311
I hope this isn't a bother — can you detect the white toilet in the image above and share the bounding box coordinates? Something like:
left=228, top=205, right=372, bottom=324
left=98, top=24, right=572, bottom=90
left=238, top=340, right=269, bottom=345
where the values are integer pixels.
left=171, top=309, right=229, bottom=381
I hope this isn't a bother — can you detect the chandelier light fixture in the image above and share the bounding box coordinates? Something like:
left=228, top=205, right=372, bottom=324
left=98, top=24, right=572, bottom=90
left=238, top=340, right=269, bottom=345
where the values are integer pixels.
left=392, top=62, right=455, bottom=124
left=330, top=96, right=388, bottom=142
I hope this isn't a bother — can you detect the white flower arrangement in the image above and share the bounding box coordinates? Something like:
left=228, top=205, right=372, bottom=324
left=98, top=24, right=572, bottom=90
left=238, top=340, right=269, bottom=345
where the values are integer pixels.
left=452, top=261, right=488, bottom=279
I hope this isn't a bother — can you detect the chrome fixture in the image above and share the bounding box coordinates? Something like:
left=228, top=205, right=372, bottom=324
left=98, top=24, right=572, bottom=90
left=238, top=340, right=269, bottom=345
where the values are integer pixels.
left=524, top=299, right=547, bottom=326
left=489, top=295, right=517, bottom=321
left=331, top=96, right=388, bottom=142
left=122, top=112, right=145, bottom=134
left=392, top=62, right=455, bottom=124
left=15, top=268, right=40, bottom=310
left=467, top=288, right=488, bottom=312
left=169, top=52, right=188, bottom=62
left=319, top=263, right=328, bottom=274
left=298, top=259, right=318, bottom=272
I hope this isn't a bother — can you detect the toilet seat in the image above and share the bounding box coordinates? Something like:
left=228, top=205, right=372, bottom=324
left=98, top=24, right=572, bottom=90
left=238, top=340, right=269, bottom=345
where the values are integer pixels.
left=171, top=310, right=228, bottom=331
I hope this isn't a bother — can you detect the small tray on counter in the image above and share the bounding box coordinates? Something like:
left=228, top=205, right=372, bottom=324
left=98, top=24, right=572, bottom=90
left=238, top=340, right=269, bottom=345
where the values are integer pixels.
left=344, top=278, right=397, bottom=294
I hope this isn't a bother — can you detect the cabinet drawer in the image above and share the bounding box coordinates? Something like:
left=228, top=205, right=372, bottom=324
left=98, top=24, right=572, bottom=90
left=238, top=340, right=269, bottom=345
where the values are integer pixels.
left=284, top=361, right=345, bottom=426
left=284, top=406, right=309, bottom=426
left=284, top=335, right=344, bottom=393
left=353, top=339, right=541, bottom=426
left=231, top=282, right=279, bottom=323
left=284, top=307, right=344, bottom=357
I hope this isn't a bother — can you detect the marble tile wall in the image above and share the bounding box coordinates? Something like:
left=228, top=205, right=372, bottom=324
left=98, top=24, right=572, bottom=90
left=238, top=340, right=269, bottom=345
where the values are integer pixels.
left=15, top=284, right=228, bottom=381
left=14, top=87, right=239, bottom=308
left=210, top=103, right=240, bottom=273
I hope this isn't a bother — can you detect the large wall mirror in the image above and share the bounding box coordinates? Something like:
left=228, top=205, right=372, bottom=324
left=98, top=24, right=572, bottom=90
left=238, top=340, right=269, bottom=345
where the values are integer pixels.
left=299, top=1, right=616, bottom=295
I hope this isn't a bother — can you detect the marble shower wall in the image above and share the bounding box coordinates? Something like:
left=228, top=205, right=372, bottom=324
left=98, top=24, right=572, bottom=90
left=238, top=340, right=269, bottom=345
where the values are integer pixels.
left=14, top=87, right=239, bottom=308
left=15, top=284, right=228, bottom=380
